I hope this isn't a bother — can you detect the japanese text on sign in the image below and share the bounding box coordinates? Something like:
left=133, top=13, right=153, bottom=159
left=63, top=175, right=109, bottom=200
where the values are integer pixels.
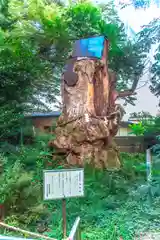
left=43, top=169, right=84, bottom=200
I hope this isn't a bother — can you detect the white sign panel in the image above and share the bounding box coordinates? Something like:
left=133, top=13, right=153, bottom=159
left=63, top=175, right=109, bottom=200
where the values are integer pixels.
left=43, top=169, right=84, bottom=200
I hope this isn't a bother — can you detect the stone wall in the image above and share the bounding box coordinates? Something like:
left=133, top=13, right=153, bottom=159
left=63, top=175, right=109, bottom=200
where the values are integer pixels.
left=115, top=136, right=144, bottom=153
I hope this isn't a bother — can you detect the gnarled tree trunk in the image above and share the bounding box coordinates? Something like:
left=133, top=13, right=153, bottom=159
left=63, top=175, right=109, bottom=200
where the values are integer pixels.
left=49, top=36, right=126, bottom=169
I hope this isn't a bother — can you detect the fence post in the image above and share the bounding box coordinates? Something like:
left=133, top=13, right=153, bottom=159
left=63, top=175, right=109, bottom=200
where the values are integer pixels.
left=68, top=217, right=81, bottom=240
left=146, top=148, right=152, bottom=182
left=77, top=225, right=81, bottom=240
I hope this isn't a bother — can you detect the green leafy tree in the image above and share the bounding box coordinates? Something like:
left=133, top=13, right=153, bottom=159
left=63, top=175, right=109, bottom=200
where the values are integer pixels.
left=0, top=0, right=147, bottom=138
left=129, top=111, right=153, bottom=121
left=126, top=0, right=160, bottom=97
left=129, top=122, right=146, bottom=136
left=0, top=0, right=67, bottom=138
left=129, top=111, right=157, bottom=136
left=137, top=18, right=160, bottom=97
left=123, top=0, right=160, bottom=9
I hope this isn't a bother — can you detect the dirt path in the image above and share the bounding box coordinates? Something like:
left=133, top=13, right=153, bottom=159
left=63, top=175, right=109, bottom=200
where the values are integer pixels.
left=135, top=232, right=160, bottom=240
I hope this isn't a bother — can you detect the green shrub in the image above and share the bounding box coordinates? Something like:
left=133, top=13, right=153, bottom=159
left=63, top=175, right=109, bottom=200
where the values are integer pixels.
left=0, top=138, right=159, bottom=240
left=0, top=152, right=50, bottom=226
left=120, top=152, right=146, bottom=180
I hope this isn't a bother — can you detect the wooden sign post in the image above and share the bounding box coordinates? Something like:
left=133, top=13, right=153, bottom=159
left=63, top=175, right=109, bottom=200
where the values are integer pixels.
left=43, top=169, right=84, bottom=239
left=62, top=199, right=67, bottom=238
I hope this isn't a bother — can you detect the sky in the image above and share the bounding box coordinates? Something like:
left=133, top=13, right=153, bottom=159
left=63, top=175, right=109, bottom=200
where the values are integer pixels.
left=115, top=2, right=160, bottom=120
left=117, top=2, right=160, bottom=32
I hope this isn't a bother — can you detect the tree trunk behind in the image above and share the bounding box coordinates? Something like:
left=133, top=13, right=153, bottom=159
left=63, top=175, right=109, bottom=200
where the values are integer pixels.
left=49, top=58, right=125, bottom=169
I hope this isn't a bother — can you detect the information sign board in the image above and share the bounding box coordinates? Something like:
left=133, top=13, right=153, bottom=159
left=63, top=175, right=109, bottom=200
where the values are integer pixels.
left=43, top=169, right=84, bottom=200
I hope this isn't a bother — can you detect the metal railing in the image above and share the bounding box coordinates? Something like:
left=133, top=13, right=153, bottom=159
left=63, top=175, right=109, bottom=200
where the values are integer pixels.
left=0, top=236, right=33, bottom=240
left=0, top=222, right=56, bottom=240
left=0, top=217, right=81, bottom=240
left=68, top=217, right=81, bottom=240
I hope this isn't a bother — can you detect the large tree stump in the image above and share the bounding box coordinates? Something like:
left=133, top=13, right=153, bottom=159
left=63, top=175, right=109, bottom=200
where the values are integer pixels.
left=49, top=36, right=126, bottom=169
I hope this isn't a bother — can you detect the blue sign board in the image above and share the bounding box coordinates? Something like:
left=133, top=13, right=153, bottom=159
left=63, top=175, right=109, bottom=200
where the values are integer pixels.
left=72, top=36, right=106, bottom=59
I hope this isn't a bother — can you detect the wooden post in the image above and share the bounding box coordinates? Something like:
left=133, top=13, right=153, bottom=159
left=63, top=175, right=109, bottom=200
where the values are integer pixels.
left=20, top=127, right=23, bottom=146
left=62, top=199, right=67, bottom=238
left=0, top=204, right=4, bottom=220
left=77, top=225, right=81, bottom=240
left=32, top=126, right=36, bottom=137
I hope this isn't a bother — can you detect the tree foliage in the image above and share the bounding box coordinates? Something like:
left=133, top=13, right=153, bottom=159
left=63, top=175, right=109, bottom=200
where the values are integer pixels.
left=138, top=18, right=160, bottom=96
left=129, top=113, right=160, bottom=140
left=122, top=0, right=160, bottom=98
left=0, top=0, right=147, bottom=137
left=129, top=111, right=153, bottom=120
left=129, top=122, right=146, bottom=136
left=128, top=0, right=160, bottom=97
left=123, top=0, right=160, bottom=9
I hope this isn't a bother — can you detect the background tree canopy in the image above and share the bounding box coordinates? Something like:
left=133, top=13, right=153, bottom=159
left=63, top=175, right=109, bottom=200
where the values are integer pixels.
left=0, top=0, right=148, bottom=137
left=129, top=111, right=153, bottom=120
left=123, top=0, right=160, bottom=98
left=138, top=18, right=160, bottom=97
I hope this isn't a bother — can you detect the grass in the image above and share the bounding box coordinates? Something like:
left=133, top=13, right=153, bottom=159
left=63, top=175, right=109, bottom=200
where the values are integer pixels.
left=0, top=136, right=160, bottom=240
left=43, top=161, right=160, bottom=240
